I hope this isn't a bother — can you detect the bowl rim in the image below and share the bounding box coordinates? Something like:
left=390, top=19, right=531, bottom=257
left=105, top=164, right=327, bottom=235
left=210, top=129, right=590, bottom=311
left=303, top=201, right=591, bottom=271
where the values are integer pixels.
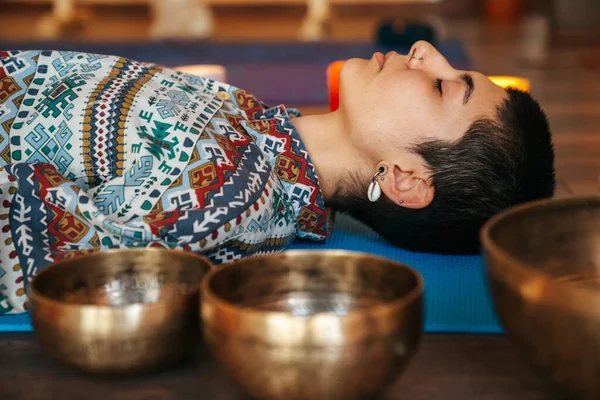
left=29, top=247, right=213, bottom=311
left=201, top=249, right=424, bottom=323
left=480, top=195, right=600, bottom=294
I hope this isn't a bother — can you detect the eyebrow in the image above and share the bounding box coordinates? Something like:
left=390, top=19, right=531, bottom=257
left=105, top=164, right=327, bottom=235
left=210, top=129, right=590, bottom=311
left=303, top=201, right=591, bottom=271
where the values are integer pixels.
left=461, top=73, right=475, bottom=105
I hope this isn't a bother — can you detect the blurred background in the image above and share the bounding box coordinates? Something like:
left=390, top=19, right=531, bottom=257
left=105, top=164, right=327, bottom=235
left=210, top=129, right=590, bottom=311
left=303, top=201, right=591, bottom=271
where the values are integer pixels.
left=1, top=0, right=599, bottom=197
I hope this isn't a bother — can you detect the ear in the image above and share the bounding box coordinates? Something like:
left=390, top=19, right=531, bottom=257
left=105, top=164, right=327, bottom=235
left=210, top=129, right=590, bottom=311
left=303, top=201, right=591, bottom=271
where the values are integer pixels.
left=380, top=165, right=434, bottom=209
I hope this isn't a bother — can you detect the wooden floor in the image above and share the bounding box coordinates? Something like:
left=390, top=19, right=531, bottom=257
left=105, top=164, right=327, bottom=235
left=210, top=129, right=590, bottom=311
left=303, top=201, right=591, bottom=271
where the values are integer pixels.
left=2, top=3, right=598, bottom=198
left=1, top=332, right=559, bottom=400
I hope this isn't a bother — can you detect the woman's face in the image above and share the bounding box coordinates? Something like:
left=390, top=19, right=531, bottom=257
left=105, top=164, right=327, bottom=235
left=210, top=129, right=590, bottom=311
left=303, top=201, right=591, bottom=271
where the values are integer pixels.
left=337, top=41, right=507, bottom=160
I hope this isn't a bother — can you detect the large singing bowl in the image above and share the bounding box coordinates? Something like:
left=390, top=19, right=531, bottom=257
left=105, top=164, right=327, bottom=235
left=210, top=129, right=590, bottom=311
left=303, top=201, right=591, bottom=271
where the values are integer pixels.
left=481, top=196, right=600, bottom=399
left=29, top=248, right=212, bottom=375
left=201, top=250, right=424, bottom=400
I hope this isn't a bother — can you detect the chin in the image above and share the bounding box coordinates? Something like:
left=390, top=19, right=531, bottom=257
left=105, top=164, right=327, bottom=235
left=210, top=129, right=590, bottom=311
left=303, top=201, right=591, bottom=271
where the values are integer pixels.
left=340, top=57, right=368, bottom=76
left=337, top=60, right=366, bottom=104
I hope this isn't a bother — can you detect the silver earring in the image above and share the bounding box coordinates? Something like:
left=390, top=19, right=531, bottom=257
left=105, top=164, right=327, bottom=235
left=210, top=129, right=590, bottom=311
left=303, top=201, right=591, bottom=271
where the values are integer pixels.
left=399, top=200, right=404, bottom=204
left=367, top=167, right=386, bottom=202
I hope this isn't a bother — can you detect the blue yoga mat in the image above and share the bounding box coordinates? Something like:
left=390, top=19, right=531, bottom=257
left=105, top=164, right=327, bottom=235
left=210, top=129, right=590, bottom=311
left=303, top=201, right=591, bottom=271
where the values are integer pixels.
left=290, top=214, right=502, bottom=333
left=0, top=213, right=502, bottom=333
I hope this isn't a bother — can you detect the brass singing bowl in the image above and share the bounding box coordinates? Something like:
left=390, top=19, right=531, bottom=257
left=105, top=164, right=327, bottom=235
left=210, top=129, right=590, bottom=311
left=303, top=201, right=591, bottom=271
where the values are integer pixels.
left=29, top=248, right=212, bottom=375
left=481, top=196, right=600, bottom=399
left=201, top=250, right=424, bottom=400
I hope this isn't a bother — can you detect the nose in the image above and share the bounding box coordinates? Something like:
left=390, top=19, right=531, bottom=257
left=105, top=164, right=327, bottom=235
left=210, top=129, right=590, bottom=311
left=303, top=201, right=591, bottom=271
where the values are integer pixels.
left=407, top=40, right=457, bottom=80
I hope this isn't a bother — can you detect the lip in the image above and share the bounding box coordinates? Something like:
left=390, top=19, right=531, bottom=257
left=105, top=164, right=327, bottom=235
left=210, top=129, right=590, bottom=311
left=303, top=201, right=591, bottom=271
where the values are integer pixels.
left=373, top=52, right=385, bottom=70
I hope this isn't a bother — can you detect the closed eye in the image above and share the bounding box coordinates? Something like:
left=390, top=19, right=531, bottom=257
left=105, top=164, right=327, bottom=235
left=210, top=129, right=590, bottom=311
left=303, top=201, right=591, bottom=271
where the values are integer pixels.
left=435, top=78, right=443, bottom=95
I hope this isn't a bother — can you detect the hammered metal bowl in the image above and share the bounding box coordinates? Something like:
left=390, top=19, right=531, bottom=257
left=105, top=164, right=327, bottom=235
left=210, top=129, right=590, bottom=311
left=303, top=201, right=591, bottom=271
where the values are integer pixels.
left=201, top=250, right=424, bottom=400
left=29, top=248, right=212, bottom=375
left=481, top=196, right=600, bottom=399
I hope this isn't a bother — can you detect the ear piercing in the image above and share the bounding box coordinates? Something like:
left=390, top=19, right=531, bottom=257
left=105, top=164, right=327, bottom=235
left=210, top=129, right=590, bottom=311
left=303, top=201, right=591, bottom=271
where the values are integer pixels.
left=367, top=167, right=385, bottom=202
left=367, top=166, right=405, bottom=205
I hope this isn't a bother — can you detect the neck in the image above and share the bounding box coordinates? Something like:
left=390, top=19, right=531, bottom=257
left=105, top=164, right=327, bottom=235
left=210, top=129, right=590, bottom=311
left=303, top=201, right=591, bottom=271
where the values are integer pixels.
left=291, top=110, right=364, bottom=205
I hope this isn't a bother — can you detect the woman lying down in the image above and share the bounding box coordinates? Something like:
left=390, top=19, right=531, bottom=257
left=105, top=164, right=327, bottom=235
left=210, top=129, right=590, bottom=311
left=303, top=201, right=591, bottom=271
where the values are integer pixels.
left=0, top=41, right=555, bottom=314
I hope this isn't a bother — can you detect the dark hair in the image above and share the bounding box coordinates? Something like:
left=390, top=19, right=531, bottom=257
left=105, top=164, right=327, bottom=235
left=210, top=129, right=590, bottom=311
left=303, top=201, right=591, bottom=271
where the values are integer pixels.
left=333, top=88, right=555, bottom=255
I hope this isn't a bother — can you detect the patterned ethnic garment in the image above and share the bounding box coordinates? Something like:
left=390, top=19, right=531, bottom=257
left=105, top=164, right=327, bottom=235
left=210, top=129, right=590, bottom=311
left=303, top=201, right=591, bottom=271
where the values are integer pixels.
left=0, top=50, right=330, bottom=314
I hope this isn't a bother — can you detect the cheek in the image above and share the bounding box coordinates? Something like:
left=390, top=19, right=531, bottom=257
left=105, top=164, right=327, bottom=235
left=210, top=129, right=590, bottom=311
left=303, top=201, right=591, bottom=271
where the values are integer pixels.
left=364, top=89, right=412, bottom=128
left=342, top=71, right=439, bottom=146
left=348, top=99, right=403, bottom=146
left=366, top=96, right=437, bottom=146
